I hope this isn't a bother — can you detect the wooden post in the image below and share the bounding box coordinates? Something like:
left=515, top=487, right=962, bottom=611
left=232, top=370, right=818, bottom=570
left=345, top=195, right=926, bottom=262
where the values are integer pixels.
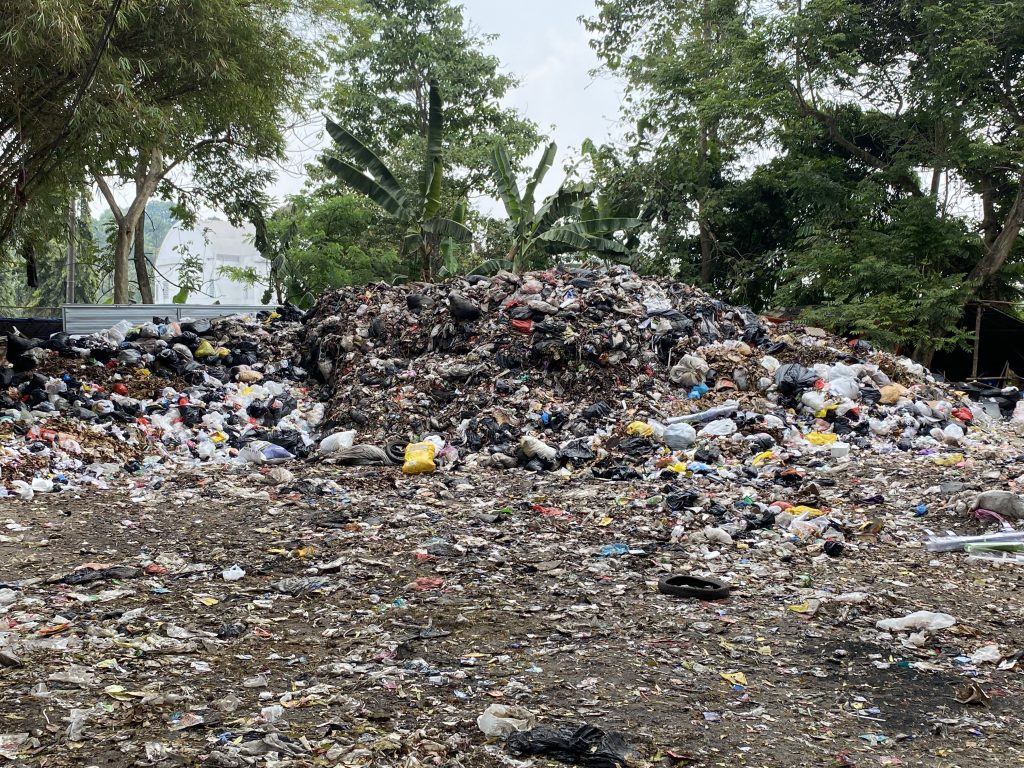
left=65, top=202, right=76, bottom=303
left=971, top=303, right=983, bottom=378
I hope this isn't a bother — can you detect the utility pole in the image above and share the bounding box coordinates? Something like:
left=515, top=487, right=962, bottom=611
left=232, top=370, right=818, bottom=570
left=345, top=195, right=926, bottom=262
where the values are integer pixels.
left=65, top=201, right=77, bottom=303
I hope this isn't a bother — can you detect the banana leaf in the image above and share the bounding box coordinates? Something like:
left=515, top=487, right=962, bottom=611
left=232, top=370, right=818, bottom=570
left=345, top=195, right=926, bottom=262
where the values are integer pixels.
left=324, top=157, right=409, bottom=219
left=324, top=118, right=409, bottom=212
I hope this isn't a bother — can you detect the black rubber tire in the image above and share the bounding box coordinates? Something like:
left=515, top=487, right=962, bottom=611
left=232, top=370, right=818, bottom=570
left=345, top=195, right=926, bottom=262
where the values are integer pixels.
left=658, top=574, right=730, bottom=600
left=384, top=439, right=409, bottom=465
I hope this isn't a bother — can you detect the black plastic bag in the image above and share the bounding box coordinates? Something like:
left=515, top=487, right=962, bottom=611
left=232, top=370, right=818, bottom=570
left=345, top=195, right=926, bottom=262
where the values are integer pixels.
left=666, top=487, right=700, bottom=511
left=269, top=394, right=297, bottom=422
left=179, top=404, right=204, bottom=427
left=617, top=437, right=655, bottom=458
left=180, top=318, right=212, bottom=336
left=774, top=363, right=818, bottom=397
left=591, top=459, right=641, bottom=481
left=266, top=429, right=311, bottom=458
left=155, top=348, right=182, bottom=371
left=506, top=724, right=633, bottom=768
left=559, top=440, right=596, bottom=465
left=582, top=401, right=612, bottom=420
left=204, top=365, right=230, bottom=383
left=860, top=386, right=882, bottom=405
left=170, top=331, right=201, bottom=352
left=5, top=333, right=39, bottom=372
left=181, top=363, right=207, bottom=385
left=694, top=445, right=720, bottom=464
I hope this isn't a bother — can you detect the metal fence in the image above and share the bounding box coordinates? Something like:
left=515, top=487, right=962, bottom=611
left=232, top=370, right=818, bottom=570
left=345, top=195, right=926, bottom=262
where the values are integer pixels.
left=62, top=304, right=278, bottom=334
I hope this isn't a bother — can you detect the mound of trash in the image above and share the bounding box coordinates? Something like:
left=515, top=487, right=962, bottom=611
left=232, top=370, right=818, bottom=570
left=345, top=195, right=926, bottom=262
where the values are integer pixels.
left=5, top=268, right=1024, bottom=767
left=301, top=266, right=1010, bottom=472
left=1, top=265, right=1020, bottom=494
left=0, top=308, right=315, bottom=496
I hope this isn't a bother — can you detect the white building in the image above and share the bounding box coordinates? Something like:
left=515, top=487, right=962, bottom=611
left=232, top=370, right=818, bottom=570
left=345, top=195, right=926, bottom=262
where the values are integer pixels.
left=153, top=219, right=269, bottom=305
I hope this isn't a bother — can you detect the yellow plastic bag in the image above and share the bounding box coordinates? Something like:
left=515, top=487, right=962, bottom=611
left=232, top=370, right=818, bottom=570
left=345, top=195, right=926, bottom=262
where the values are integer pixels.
left=805, top=431, right=838, bottom=446
left=194, top=340, right=216, bottom=358
left=626, top=421, right=654, bottom=437
left=789, top=505, right=825, bottom=517
left=402, top=441, right=436, bottom=474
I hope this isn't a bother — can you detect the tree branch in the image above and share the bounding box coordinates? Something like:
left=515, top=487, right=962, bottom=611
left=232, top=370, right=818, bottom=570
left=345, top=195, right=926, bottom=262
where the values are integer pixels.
left=161, top=134, right=242, bottom=176
left=788, top=83, right=923, bottom=198
left=93, top=172, right=124, bottom=222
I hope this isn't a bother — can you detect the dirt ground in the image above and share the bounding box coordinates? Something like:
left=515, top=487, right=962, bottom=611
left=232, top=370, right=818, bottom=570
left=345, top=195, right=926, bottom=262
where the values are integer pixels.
left=1, top=445, right=1023, bottom=768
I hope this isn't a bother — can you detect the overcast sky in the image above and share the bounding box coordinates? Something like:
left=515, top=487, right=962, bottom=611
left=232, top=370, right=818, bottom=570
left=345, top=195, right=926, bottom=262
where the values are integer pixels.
left=270, top=0, right=625, bottom=208
left=92, top=1, right=624, bottom=218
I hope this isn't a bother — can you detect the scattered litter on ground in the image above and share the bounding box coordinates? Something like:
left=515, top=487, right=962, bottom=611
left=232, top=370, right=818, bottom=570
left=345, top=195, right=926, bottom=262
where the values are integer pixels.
left=3, top=267, right=1024, bottom=765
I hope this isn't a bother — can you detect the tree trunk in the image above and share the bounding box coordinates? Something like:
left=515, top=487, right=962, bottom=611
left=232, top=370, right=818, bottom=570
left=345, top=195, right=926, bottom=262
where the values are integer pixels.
left=94, top=148, right=165, bottom=303
left=133, top=220, right=154, bottom=303
left=696, top=7, right=716, bottom=287
left=967, top=176, right=1024, bottom=286
left=420, top=238, right=435, bottom=282
left=112, top=220, right=134, bottom=303
left=698, top=210, right=714, bottom=285
left=697, top=119, right=715, bottom=285
left=65, top=201, right=76, bottom=303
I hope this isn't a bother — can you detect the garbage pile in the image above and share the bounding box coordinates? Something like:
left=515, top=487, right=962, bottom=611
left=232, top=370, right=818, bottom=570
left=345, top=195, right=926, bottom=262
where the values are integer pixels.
left=3, top=268, right=1024, bottom=766
left=2, top=265, right=1020, bottom=493
left=301, top=265, right=1011, bottom=478
left=1, top=308, right=317, bottom=496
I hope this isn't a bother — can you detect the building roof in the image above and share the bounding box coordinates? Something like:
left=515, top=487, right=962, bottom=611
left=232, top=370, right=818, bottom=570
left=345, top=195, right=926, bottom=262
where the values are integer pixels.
left=192, top=219, right=258, bottom=257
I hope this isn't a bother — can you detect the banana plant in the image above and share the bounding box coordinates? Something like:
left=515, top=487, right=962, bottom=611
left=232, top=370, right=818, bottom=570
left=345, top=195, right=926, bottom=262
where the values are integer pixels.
left=437, top=198, right=468, bottom=278
left=322, top=83, right=472, bottom=281
left=488, top=140, right=641, bottom=273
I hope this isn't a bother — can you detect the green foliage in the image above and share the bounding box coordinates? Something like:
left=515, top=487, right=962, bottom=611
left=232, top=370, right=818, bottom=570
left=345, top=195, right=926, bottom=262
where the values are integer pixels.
left=0, top=194, right=103, bottom=312
left=323, top=82, right=472, bottom=280
left=584, top=0, right=770, bottom=287
left=779, top=193, right=981, bottom=353
left=488, top=142, right=641, bottom=273
left=172, top=253, right=206, bottom=305
left=230, top=193, right=403, bottom=308
left=585, top=0, right=1024, bottom=357
left=3, top=0, right=335, bottom=302
left=319, top=0, right=541, bottom=197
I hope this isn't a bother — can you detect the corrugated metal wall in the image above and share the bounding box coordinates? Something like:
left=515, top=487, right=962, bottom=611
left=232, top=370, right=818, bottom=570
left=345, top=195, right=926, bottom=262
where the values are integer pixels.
left=62, top=304, right=277, bottom=334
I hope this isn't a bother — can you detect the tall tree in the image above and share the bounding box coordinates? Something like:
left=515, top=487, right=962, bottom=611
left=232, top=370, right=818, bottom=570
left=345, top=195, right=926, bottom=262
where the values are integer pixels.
left=0, top=1, right=122, bottom=249
left=488, top=142, right=640, bottom=273
left=765, top=0, right=1024, bottom=359
left=85, top=0, right=327, bottom=303
left=586, top=0, right=1024, bottom=356
left=584, top=0, right=766, bottom=287
left=320, top=0, right=541, bottom=197
left=322, top=82, right=473, bottom=280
